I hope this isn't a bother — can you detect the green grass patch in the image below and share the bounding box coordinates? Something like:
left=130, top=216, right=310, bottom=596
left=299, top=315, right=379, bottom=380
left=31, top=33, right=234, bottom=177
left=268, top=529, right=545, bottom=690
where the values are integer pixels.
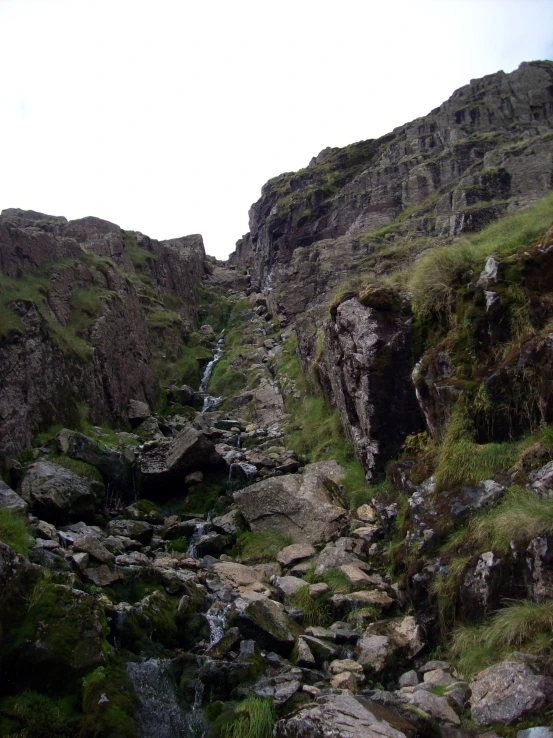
left=0, top=507, right=31, bottom=556
left=277, top=335, right=368, bottom=508
left=289, top=585, right=332, bottom=627
left=407, top=190, right=553, bottom=318
left=237, top=531, right=292, bottom=563
left=451, top=599, right=553, bottom=678
left=221, top=694, right=276, bottom=738
left=0, top=690, right=82, bottom=738
left=49, top=455, right=103, bottom=483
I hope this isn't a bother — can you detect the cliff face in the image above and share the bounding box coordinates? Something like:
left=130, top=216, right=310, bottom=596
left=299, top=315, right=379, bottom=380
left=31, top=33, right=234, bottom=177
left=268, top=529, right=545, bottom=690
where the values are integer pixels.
left=228, top=60, right=553, bottom=478
left=0, top=210, right=207, bottom=467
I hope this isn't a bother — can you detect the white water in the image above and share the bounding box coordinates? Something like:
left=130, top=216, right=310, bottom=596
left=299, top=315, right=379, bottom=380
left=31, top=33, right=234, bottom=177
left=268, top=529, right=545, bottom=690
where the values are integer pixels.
left=205, top=600, right=231, bottom=645
left=126, top=659, right=188, bottom=738
left=186, top=521, right=209, bottom=559
left=200, top=334, right=224, bottom=413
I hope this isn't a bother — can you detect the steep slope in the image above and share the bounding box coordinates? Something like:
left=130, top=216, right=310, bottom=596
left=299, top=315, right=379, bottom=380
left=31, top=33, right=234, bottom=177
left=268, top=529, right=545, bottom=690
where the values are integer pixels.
left=228, top=60, right=553, bottom=478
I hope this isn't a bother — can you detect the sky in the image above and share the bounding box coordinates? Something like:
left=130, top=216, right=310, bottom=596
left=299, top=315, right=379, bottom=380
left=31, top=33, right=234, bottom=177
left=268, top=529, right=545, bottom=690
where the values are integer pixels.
left=1, top=1, right=552, bottom=259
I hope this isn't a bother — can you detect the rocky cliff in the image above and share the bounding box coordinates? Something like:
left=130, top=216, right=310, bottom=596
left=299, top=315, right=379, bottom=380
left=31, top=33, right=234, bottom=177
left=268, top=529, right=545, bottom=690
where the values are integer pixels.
left=0, top=209, right=209, bottom=469
left=3, top=60, right=553, bottom=738
left=230, top=60, right=553, bottom=478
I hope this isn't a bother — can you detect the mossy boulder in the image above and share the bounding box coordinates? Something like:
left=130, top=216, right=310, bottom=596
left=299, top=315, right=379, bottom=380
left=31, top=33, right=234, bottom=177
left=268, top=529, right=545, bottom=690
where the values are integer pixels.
left=81, top=662, right=140, bottom=738
left=6, top=583, right=108, bottom=692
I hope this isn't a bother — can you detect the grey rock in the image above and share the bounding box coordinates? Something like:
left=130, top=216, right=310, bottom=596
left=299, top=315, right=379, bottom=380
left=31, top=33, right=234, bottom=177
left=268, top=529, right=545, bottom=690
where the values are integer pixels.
left=470, top=661, right=551, bottom=726
left=407, top=690, right=460, bottom=725
left=0, top=480, right=27, bottom=512
left=211, top=509, right=244, bottom=535
left=314, top=537, right=368, bottom=575
left=20, top=461, right=101, bottom=524
left=74, top=534, right=114, bottom=564
left=234, top=472, right=348, bottom=544
left=273, top=692, right=410, bottom=737
left=106, top=519, right=153, bottom=544
left=273, top=575, right=308, bottom=599
left=276, top=543, right=317, bottom=567
left=398, top=670, right=419, bottom=688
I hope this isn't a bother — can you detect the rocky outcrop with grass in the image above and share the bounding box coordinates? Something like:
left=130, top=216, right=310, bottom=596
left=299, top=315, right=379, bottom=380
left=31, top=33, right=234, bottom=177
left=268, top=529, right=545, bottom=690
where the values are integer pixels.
left=4, top=61, right=553, bottom=738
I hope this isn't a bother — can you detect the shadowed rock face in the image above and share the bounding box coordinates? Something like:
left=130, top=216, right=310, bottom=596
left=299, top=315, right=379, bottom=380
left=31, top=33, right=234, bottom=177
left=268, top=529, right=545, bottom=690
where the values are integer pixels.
left=0, top=211, right=207, bottom=469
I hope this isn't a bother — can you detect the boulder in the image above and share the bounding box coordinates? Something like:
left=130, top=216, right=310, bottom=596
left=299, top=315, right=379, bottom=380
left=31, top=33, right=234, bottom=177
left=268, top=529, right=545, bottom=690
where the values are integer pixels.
left=84, top=565, right=121, bottom=587
left=56, top=429, right=131, bottom=490
left=406, top=690, right=460, bottom=726
left=106, top=519, right=153, bottom=544
left=138, top=425, right=221, bottom=494
left=73, top=535, right=114, bottom=564
left=356, top=616, right=424, bottom=676
left=273, top=576, right=308, bottom=599
left=211, top=562, right=264, bottom=589
left=470, top=661, right=552, bottom=726
left=0, top=480, right=27, bottom=512
left=234, top=472, right=348, bottom=544
left=252, top=670, right=302, bottom=704
left=314, top=538, right=367, bottom=575
left=9, top=584, right=107, bottom=686
left=211, top=509, right=244, bottom=535
left=127, top=399, right=151, bottom=427
left=19, top=461, right=101, bottom=524
left=276, top=543, right=316, bottom=567
left=232, top=598, right=302, bottom=655
left=273, top=692, right=410, bottom=738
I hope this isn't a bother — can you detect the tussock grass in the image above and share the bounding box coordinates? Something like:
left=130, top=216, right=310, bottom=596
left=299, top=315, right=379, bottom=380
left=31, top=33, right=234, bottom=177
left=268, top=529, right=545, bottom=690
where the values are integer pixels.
left=408, top=190, right=553, bottom=318
left=469, top=486, right=553, bottom=554
left=0, top=507, right=31, bottom=556
left=50, top=456, right=103, bottom=483
left=221, top=695, right=276, bottom=738
left=451, top=599, right=553, bottom=677
left=289, top=585, right=332, bottom=627
left=434, top=402, right=518, bottom=488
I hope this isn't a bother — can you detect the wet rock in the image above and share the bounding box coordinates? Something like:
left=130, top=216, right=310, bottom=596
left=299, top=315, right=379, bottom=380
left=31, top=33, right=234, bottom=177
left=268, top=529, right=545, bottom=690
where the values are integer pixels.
left=20, top=461, right=101, bottom=524
left=194, top=532, right=233, bottom=557
left=273, top=692, right=410, bottom=737
left=206, top=626, right=241, bottom=658
left=276, top=543, right=317, bottom=567
left=234, top=472, right=348, bottom=544
left=106, top=519, right=153, bottom=544
left=470, top=661, right=552, bottom=726
left=252, top=670, right=302, bottom=704
left=0, top=480, right=27, bottom=512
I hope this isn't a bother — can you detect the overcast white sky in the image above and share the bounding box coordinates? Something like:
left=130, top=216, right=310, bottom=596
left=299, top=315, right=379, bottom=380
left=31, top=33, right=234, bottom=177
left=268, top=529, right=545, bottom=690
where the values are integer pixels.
left=1, top=0, right=552, bottom=258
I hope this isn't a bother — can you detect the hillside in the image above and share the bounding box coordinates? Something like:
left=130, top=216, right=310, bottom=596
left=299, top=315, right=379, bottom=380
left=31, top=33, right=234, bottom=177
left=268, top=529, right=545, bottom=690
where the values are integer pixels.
left=1, top=61, right=553, bottom=738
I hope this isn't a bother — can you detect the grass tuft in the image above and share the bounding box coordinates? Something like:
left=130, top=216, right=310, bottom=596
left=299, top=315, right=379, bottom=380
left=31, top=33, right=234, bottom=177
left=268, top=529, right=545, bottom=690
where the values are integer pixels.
left=0, top=507, right=31, bottom=556
left=221, top=695, right=276, bottom=738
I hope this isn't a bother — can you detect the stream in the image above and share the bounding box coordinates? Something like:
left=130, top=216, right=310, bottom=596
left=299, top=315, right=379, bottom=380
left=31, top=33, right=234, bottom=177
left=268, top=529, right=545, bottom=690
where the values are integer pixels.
left=200, top=333, right=224, bottom=413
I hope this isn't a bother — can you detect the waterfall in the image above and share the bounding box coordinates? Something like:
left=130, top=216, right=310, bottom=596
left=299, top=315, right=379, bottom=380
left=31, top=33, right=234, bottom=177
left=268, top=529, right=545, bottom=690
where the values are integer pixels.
left=186, top=521, right=209, bottom=559
left=126, top=659, right=188, bottom=738
left=199, top=333, right=224, bottom=413
left=205, top=600, right=231, bottom=645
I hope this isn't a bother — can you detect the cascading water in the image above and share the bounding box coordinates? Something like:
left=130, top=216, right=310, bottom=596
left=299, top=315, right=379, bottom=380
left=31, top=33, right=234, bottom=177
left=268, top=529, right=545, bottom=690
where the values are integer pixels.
left=186, top=521, right=209, bottom=558
left=205, top=600, right=231, bottom=645
left=200, top=334, right=224, bottom=413
left=126, top=659, right=188, bottom=738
